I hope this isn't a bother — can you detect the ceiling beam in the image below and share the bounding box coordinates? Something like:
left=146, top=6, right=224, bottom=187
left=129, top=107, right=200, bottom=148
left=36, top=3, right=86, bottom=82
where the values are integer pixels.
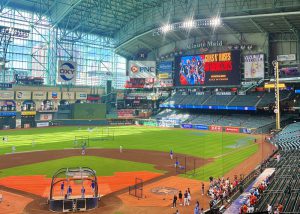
left=50, top=0, right=84, bottom=29
left=249, top=18, right=266, bottom=33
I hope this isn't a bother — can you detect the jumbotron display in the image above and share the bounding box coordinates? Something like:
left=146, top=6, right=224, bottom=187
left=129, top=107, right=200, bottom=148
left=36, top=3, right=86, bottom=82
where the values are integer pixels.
left=174, top=51, right=241, bottom=86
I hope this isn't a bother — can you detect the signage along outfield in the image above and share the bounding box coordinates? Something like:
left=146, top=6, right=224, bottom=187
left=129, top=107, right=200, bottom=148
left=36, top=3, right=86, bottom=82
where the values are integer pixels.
left=36, top=122, right=49, bottom=127
left=180, top=123, right=252, bottom=134
left=0, top=112, right=16, bottom=117
left=32, top=91, right=47, bottom=100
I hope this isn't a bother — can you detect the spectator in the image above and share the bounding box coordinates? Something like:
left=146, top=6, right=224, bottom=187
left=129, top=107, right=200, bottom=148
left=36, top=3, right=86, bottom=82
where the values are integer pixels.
left=267, top=204, right=272, bottom=214
left=184, top=190, right=189, bottom=206
left=201, top=183, right=205, bottom=195
left=172, top=194, right=177, bottom=208
left=178, top=190, right=183, bottom=205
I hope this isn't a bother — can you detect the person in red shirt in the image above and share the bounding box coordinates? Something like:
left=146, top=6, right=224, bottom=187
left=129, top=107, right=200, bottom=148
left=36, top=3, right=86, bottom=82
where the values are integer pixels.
left=277, top=203, right=283, bottom=213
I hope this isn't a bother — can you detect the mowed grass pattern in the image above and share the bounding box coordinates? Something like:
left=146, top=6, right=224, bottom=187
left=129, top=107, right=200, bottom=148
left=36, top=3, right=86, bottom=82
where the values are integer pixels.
left=0, top=156, right=163, bottom=178
left=0, top=126, right=258, bottom=180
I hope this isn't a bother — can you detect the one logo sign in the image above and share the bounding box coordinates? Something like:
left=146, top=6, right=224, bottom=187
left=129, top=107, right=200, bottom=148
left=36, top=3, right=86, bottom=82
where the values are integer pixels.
left=57, top=60, right=77, bottom=83
left=52, top=92, right=57, bottom=99
left=131, top=65, right=139, bottom=73
left=17, top=91, right=23, bottom=99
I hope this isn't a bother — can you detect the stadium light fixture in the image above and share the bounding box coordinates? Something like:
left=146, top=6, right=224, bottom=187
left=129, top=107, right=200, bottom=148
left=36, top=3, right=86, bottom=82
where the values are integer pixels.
left=161, top=24, right=172, bottom=33
left=183, top=20, right=195, bottom=29
left=211, top=17, right=221, bottom=27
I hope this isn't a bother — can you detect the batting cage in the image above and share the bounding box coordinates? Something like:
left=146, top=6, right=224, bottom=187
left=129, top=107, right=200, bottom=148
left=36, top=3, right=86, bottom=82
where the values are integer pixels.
left=98, top=127, right=115, bottom=141
left=175, top=155, right=197, bottom=176
left=129, top=177, right=143, bottom=199
left=73, top=136, right=90, bottom=148
left=49, top=167, right=99, bottom=212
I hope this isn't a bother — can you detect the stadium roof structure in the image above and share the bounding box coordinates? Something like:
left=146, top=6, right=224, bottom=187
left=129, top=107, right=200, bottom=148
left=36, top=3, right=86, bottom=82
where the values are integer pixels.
left=3, top=0, right=300, bottom=58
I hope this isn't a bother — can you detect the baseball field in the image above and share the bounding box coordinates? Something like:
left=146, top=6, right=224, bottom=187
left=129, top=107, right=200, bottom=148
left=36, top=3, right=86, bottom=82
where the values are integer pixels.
left=0, top=125, right=275, bottom=214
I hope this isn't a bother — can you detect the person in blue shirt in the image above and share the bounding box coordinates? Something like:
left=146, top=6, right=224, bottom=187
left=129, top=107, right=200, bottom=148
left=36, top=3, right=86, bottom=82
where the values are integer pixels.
left=60, top=181, right=65, bottom=196
left=81, top=186, right=85, bottom=198
left=170, top=150, right=173, bottom=159
left=67, top=185, right=72, bottom=198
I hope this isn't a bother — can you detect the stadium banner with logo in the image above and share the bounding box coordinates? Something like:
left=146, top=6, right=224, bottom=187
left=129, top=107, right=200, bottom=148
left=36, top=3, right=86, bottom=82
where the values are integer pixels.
left=128, top=61, right=156, bottom=78
left=194, top=124, right=209, bottom=130
left=21, top=111, right=36, bottom=116
left=174, top=51, right=241, bottom=86
left=210, top=125, right=223, bottom=132
left=244, top=54, right=264, bottom=79
left=241, top=127, right=252, bottom=134
left=75, top=92, right=87, bottom=100
left=159, top=61, right=173, bottom=72
left=158, top=73, right=170, bottom=79
left=277, top=54, right=296, bottom=62
left=62, top=92, right=75, bottom=100
left=181, top=124, right=193, bottom=129
left=0, top=90, right=14, bottom=100
left=47, top=91, right=61, bottom=100
left=155, top=78, right=173, bottom=88
left=32, top=91, right=47, bottom=100
left=57, top=60, right=77, bottom=83
left=0, top=83, right=12, bottom=88
left=40, top=114, right=52, bottom=121
left=36, top=122, right=49, bottom=127
left=16, top=91, right=31, bottom=100
left=0, top=112, right=16, bottom=117
left=225, top=127, right=240, bottom=133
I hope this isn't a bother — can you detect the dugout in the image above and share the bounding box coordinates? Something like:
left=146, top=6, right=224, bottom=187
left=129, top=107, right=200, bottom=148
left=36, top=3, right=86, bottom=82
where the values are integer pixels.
left=49, top=167, right=99, bottom=212
left=0, top=111, right=16, bottom=129
left=21, top=111, right=36, bottom=128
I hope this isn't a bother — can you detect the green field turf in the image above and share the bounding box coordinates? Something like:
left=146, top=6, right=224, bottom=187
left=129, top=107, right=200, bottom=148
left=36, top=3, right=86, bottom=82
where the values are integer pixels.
left=0, top=156, right=162, bottom=178
left=0, top=126, right=258, bottom=180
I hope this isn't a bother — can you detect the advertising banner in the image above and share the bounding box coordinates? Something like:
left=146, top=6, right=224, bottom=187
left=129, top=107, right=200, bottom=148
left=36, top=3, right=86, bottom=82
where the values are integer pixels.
left=194, top=124, right=209, bottom=130
left=36, top=122, right=49, bottom=127
left=75, top=92, right=87, bottom=100
left=225, top=127, right=240, bottom=133
left=279, top=67, right=300, bottom=78
left=0, top=112, right=16, bottom=117
left=128, top=61, right=156, bottom=78
left=21, top=111, right=36, bottom=116
left=0, top=90, right=14, bottom=100
left=210, top=125, right=222, bottom=132
left=158, top=61, right=173, bottom=73
left=62, top=92, right=75, bottom=100
left=16, top=91, right=31, bottom=100
left=158, top=73, right=170, bottom=79
left=0, top=83, right=12, bottom=88
left=57, top=60, right=77, bottom=83
left=244, top=54, right=264, bottom=79
left=241, top=128, right=252, bottom=134
left=32, top=91, right=47, bottom=100
left=155, top=79, right=173, bottom=88
left=40, top=114, right=52, bottom=121
left=48, top=91, right=61, bottom=100
left=181, top=124, right=193, bottom=129
left=175, top=51, right=241, bottom=86
left=277, top=54, right=296, bottom=62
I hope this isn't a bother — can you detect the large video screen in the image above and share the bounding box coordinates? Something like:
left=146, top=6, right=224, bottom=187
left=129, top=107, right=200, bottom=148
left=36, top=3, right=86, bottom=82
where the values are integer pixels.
left=174, top=51, right=241, bottom=86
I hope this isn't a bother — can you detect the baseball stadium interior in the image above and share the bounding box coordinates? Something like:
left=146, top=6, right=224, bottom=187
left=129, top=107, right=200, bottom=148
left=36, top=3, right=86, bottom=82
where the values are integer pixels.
left=0, top=0, right=300, bottom=214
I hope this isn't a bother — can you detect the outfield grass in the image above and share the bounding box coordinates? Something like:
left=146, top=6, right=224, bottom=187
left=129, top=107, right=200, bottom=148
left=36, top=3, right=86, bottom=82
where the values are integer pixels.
left=0, top=156, right=163, bottom=178
left=0, top=126, right=258, bottom=180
